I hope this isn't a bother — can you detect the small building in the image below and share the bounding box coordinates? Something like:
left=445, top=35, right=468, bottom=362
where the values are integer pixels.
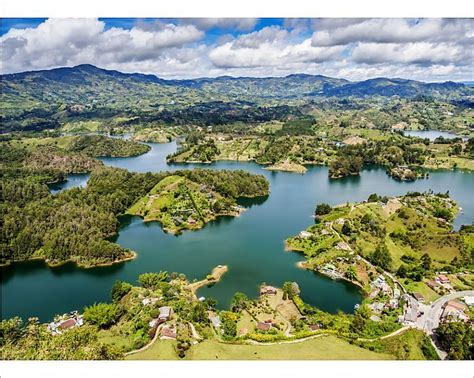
left=187, top=217, right=197, bottom=225
left=436, top=275, right=450, bottom=284
left=370, top=315, right=381, bottom=322
left=413, top=292, right=425, bottom=302
left=442, top=301, right=469, bottom=322
left=298, top=231, right=312, bottom=239
left=159, top=306, right=172, bottom=321
left=389, top=299, right=399, bottom=309
left=260, top=286, right=277, bottom=295
left=256, top=322, right=271, bottom=331
left=48, top=313, right=83, bottom=335
left=160, top=326, right=177, bottom=340
left=308, top=324, right=320, bottom=331
left=142, top=297, right=159, bottom=306
left=393, top=288, right=401, bottom=299
left=426, top=280, right=439, bottom=290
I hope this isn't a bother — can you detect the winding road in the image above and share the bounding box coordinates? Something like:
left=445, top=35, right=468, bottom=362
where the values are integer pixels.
left=415, top=290, right=474, bottom=334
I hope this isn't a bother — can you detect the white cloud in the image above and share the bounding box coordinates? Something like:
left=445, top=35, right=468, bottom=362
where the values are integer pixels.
left=209, top=26, right=343, bottom=69
left=0, top=18, right=204, bottom=74
left=0, top=18, right=472, bottom=82
left=312, top=18, right=473, bottom=46
left=179, top=18, right=258, bottom=32
left=351, top=42, right=470, bottom=66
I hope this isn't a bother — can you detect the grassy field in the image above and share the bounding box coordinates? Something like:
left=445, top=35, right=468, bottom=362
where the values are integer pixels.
left=402, top=280, right=441, bottom=303
left=125, top=340, right=178, bottom=360
left=127, top=336, right=394, bottom=360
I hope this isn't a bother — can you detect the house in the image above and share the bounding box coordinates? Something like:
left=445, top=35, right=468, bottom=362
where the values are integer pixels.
left=187, top=217, right=197, bottom=225
left=160, top=326, right=177, bottom=340
left=442, top=300, right=469, bottom=322
left=393, top=288, right=401, bottom=299
left=413, top=292, right=425, bottom=302
left=308, top=324, right=320, bottom=331
left=159, top=306, right=172, bottom=321
left=436, top=275, right=450, bottom=284
left=210, top=316, right=221, bottom=328
left=298, top=231, right=312, bottom=239
left=426, top=280, right=439, bottom=290
left=389, top=299, right=399, bottom=309
left=404, top=304, right=419, bottom=323
left=48, top=313, right=83, bottom=335
left=260, top=285, right=277, bottom=295
left=256, top=322, right=271, bottom=331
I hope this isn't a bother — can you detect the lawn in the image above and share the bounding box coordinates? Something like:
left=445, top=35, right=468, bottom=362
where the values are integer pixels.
left=402, top=280, right=440, bottom=303
left=183, top=336, right=394, bottom=360
left=125, top=340, right=178, bottom=360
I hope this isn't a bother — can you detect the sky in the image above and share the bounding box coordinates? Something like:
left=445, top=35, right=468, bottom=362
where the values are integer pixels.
left=1, top=18, right=473, bottom=82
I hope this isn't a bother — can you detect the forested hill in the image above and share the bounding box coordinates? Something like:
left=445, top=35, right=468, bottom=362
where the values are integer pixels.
left=1, top=64, right=471, bottom=132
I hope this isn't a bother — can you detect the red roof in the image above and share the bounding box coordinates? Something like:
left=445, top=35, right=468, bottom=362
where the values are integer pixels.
left=161, top=327, right=176, bottom=339
left=58, top=318, right=77, bottom=330
left=256, top=322, right=271, bottom=331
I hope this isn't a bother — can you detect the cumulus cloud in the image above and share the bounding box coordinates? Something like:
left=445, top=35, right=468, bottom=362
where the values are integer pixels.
left=0, top=18, right=472, bottom=82
left=179, top=18, right=258, bottom=32
left=0, top=18, right=204, bottom=74
left=351, top=42, right=470, bottom=66
left=312, top=18, right=473, bottom=46
left=209, top=26, right=344, bottom=69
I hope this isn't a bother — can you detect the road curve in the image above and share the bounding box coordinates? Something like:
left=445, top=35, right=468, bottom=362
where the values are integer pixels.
left=416, top=290, right=474, bottom=334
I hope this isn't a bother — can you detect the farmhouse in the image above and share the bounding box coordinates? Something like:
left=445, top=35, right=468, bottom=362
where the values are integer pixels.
left=436, top=275, right=450, bottom=284
left=48, top=313, right=84, bottom=335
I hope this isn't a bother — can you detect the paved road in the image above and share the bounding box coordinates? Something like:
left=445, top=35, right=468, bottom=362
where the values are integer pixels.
left=415, top=290, right=474, bottom=334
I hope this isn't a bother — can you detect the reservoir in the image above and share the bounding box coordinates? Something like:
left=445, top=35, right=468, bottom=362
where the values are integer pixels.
left=2, top=142, right=473, bottom=321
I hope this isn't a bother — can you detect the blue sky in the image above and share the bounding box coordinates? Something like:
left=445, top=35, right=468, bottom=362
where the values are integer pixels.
left=1, top=18, right=472, bottom=81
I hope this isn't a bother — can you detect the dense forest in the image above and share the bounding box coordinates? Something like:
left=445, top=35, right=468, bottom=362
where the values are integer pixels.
left=0, top=138, right=269, bottom=266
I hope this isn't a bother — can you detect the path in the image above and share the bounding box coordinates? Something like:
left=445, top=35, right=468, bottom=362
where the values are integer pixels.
left=124, top=324, right=163, bottom=357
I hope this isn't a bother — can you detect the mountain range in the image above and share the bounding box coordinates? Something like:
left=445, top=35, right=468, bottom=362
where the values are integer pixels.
left=1, top=64, right=472, bottom=132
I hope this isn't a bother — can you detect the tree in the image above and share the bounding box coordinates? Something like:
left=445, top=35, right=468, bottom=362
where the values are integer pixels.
left=138, top=271, right=169, bottom=289
left=420, top=253, right=432, bottom=271
left=204, top=297, right=217, bottom=309
left=231, top=292, right=249, bottom=312
left=369, top=243, right=393, bottom=271
left=191, top=302, right=208, bottom=323
left=346, top=266, right=357, bottom=281
left=436, top=321, right=473, bottom=360
left=342, top=222, right=352, bottom=236
left=315, top=203, right=332, bottom=217
left=282, top=281, right=300, bottom=299
left=110, top=280, right=132, bottom=302
left=83, top=303, right=122, bottom=329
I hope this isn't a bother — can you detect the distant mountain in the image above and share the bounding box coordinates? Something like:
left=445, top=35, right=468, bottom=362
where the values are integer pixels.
left=323, top=77, right=467, bottom=97
left=1, top=65, right=471, bottom=131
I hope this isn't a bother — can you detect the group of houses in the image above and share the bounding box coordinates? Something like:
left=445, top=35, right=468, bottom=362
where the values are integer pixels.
left=441, top=300, right=470, bottom=323
left=426, top=274, right=453, bottom=293
left=47, top=312, right=84, bottom=335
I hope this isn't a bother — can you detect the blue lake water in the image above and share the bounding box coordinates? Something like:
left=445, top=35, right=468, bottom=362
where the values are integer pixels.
left=3, top=141, right=473, bottom=321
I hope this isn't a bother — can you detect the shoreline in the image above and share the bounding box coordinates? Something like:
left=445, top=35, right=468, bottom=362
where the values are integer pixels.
left=1, top=251, right=137, bottom=270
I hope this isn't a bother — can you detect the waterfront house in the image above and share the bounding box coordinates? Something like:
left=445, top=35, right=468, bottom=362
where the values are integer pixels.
left=260, top=285, right=277, bottom=295
left=298, top=231, right=312, bottom=239
left=48, top=313, right=83, bottom=335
